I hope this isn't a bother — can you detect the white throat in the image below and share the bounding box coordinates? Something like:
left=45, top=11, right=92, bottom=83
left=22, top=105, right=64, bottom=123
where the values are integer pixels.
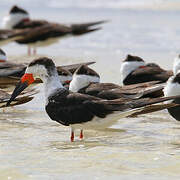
left=120, top=61, right=145, bottom=84
left=173, top=56, right=180, bottom=75
left=43, top=73, right=64, bottom=100
left=163, top=76, right=180, bottom=97
left=69, top=74, right=100, bottom=92
left=2, top=13, right=29, bottom=29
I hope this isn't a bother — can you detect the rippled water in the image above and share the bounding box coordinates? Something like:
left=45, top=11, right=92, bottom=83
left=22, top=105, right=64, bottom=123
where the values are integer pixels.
left=1, top=105, right=180, bottom=179
left=1, top=1, right=180, bottom=179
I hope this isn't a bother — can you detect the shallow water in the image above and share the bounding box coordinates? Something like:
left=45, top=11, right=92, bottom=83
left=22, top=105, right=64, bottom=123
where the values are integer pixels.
left=1, top=1, right=180, bottom=179
left=1, top=106, right=180, bottom=179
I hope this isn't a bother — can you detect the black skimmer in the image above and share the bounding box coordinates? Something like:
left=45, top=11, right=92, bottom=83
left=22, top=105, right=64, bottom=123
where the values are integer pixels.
left=163, top=72, right=180, bottom=120
left=0, top=29, right=25, bottom=46
left=120, top=54, right=172, bottom=85
left=0, top=48, right=95, bottom=88
left=69, top=65, right=165, bottom=100
left=131, top=55, right=180, bottom=119
left=0, top=87, right=38, bottom=108
left=2, top=5, right=107, bottom=55
left=6, top=57, right=180, bottom=142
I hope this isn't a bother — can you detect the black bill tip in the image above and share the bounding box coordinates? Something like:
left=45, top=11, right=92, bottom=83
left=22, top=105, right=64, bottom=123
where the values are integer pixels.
left=6, top=81, right=29, bottom=106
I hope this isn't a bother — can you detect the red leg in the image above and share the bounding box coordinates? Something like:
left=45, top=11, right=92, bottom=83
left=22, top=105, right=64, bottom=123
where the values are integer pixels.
left=28, top=47, right=31, bottom=56
left=71, top=130, right=74, bottom=142
left=33, top=48, right=37, bottom=55
left=80, top=129, right=83, bottom=140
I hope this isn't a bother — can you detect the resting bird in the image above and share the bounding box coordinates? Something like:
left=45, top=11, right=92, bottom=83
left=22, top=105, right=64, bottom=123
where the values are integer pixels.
left=69, top=65, right=165, bottom=99
left=120, top=54, right=172, bottom=85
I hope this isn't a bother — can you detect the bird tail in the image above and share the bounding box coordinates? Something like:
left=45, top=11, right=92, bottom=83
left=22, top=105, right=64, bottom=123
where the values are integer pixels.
left=91, top=95, right=180, bottom=113
left=107, top=95, right=180, bottom=118
left=71, top=20, right=107, bottom=35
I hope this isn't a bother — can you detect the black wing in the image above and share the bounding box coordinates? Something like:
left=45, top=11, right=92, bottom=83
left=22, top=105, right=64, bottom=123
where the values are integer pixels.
left=16, top=24, right=71, bottom=44
left=124, top=66, right=172, bottom=85
left=13, top=20, right=49, bottom=29
left=45, top=89, right=115, bottom=126
left=79, top=83, right=120, bottom=97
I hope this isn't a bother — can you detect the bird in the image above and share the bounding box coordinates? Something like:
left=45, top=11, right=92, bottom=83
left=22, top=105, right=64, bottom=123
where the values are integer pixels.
left=120, top=54, right=173, bottom=85
left=163, top=71, right=180, bottom=121
left=0, top=87, right=38, bottom=108
left=0, top=29, right=26, bottom=46
left=2, top=5, right=107, bottom=55
left=6, top=57, right=180, bottom=142
left=69, top=65, right=165, bottom=99
left=0, top=48, right=95, bottom=88
left=156, top=54, right=180, bottom=121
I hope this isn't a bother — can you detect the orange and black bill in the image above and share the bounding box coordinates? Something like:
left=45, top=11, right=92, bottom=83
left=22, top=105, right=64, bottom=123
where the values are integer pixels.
left=6, top=73, right=34, bottom=106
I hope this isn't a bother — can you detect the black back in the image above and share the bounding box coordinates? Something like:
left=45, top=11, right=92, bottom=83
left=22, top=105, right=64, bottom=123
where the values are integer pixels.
left=10, top=5, right=28, bottom=15
left=75, top=65, right=100, bottom=78
left=15, top=24, right=71, bottom=44
left=78, top=82, right=120, bottom=99
left=123, top=54, right=145, bottom=62
left=123, top=66, right=172, bottom=85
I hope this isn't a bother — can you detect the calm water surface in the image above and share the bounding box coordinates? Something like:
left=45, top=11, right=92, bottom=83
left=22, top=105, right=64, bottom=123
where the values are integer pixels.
left=0, top=1, right=180, bottom=179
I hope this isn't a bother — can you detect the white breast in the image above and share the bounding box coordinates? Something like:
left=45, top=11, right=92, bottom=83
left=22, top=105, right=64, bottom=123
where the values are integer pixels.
left=2, top=13, right=29, bottom=29
left=163, top=76, right=180, bottom=97
left=69, top=74, right=100, bottom=92
left=173, top=56, right=180, bottom=75
left=120, top=61, right=145, bottom=84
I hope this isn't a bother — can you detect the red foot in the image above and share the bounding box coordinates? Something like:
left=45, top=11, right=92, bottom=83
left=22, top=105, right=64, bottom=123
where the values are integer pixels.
left=80, top=130, right=83, bottom=140
left=71, top=131, right=74, bottom=142
left=33, top=48, right=37, bottom=55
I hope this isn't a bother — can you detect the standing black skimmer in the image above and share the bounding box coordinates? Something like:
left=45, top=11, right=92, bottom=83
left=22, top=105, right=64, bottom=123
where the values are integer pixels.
left=0, top=48, right=95, bottom=88
left=120, top=54, right=172, bottom=85
left=2, top=5, right=107, bottom=55
left=69, top=65, right=165, bottom=100
left=6, top=57, right=180, bottom=142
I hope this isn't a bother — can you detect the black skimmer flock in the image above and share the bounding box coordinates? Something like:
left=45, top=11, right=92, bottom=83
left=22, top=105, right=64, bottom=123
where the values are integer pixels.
left=69, top=65, right=165, bottom=100
left=6, top=57, right=180, bottom=142
left=0, top=48, right=95, bottom=88
left=120, top=54, right=172, bottom=85
left=2, top=5, right=107, bottom=55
